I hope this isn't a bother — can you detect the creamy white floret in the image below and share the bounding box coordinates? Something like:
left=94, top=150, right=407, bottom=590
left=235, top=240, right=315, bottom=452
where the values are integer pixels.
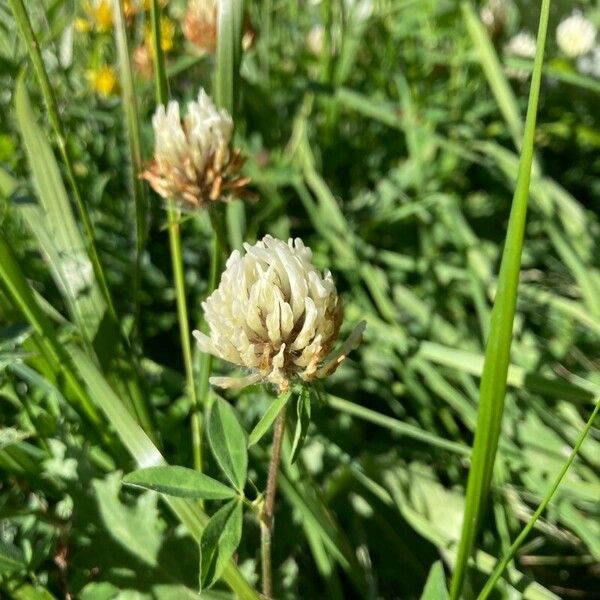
left=504, top=31, right=537, bottom=59
left=194, top=235, right=364, bottom=391
left=152, top=89, right=233, bottom=182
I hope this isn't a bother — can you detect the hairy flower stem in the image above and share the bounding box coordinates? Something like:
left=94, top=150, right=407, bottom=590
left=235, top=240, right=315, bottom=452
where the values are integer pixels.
left=260, top=405, right=288, bottom=599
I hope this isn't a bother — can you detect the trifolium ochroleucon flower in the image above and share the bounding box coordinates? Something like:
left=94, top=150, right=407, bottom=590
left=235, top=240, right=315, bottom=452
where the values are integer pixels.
left=556, top=12, right=597, bottom=58
left=194, top=235, right=365, bottom=392
left=183, top=0, right=217, bottom=52
left=141, top=88, right=248, bottom=209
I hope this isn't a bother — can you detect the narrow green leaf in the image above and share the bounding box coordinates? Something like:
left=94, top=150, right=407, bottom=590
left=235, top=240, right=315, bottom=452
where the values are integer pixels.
left=112, top=0, right=148, bottom=305
left=0, top=539, right=25, bottom=573
left=214, top=0, right=245, bottom=249
left=248, top=390, right=292, bottom=447
left=124, top=466, right=237, bottom=500
left=290, top=388, right=311, bottom=464
left=420, top=561, right=449, bottom=600
left=450, top=1, right=551, bottom=598
left=207, top=398, right=248, bottom=491
left=327, top=395, right=471, bottom=456
left=8, top=0, right=116, bottom=318
left=200, top=499, right=243, bottom=590
left=461, top=2, right=523, bottom=150
left=14, top=77, right=106, bottom=344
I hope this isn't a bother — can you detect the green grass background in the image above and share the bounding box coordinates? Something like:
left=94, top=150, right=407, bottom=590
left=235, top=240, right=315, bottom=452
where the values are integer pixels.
left=0, top=0, right=599, bottom=598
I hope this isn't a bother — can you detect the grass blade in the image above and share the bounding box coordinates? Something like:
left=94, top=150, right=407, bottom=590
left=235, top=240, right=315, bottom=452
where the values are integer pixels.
left=112, top=0, right=148, bottom=319
left=214, top=0, right=245, bottom=250
left=449, top=1, right=551, bottom=597
left=13, top=78, right=106, bottom=346
left=476, top=398, right=600, bottom=600
left=327, top=395, right=471, bottom=456
left=8, top=0, right=116, bottom=319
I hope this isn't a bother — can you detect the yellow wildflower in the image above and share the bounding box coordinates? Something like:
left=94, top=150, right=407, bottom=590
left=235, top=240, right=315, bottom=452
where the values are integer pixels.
left=88, top=66, right=119, bottom=97
left=87, top=0, right=113, bottom=32
left=145, top=16, right=176, bottom=54
left=74, top=17, right=91, bottom=33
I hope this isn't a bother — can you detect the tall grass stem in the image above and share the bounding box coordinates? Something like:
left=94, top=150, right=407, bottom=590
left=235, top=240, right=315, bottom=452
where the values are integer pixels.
left=449, top=1, right=551, bottom=597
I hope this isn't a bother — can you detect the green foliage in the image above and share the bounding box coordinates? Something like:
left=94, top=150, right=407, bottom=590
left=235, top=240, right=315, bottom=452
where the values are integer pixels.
left=421, top=561, right=449, bottom=600
left=0, top=0, right=599, bottom=598
left=199, top=498, right=243, bottom=590
left=207, top=398, right=248, bottom=492
left=123, top=466, right=237, bottom=500
left=248, top=389, right=292, bottom=446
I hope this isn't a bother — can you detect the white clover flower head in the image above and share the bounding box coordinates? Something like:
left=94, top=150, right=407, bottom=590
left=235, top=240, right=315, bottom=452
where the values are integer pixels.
left=556, top=12, right=597, bottom=58
left=504, top=31, right=537, bottom=59
left=183, top=0, right=217, bottom=52
left=142, top=88, right=248, bottom=209
left=194, top=235, right=365, bottom=392
left=480, top=0, right=508, bottom=36
left=577, top=45, right=600, bottom=77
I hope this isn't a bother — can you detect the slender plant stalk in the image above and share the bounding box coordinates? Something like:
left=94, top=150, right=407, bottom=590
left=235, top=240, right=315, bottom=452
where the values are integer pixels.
left=260, top=404, right=288, bottom=598
left=149, top=0, right=202, bottom=470
left=8, top=0, right=116, bottom=320
left=112, top=0, right=148, bottom=313
left=477, top=397, right=600, bottom=600
left=214, top=0, right=246, bottom=250
left=196, top=214, right=226, bottom=413
left=110, top=0, right=158, bottom=443
left=449, top=1, right=551, bottom=598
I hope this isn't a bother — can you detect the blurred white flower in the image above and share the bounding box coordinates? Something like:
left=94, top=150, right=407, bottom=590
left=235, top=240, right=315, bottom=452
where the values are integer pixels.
left=577, top=45, right=600, bottom=77
left=504, top=31, right=536, bottom=59
left=504, top=31, right=536, bottom=80
left=142, top=88, right=248, bottom=209
left=480, top=0, right=509, bottom=36
left=194, top=235, right=365, bottom=392
left=307, top=24, right=325, bottom=55
left=556, top=12, right=597, bottom=58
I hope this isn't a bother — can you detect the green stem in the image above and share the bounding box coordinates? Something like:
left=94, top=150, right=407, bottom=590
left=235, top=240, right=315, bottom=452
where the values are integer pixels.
left=149, top=0, right=169, bottom=104
left=476, top=398, right=600, bottom=600
left=449, top=1, right=551, bottom=597
left=168, top=213, right=202, bottom=470
left=149, top=0, right=201, bottom=469
left=260, top=404, right=288, bottom=599
left=8, top=0, right=116, bottom=320
left=112, top=0, right=148, bottom=319
left=112, top=0, right=157, bottom=444
left=197, top=214, right=225, bottom=411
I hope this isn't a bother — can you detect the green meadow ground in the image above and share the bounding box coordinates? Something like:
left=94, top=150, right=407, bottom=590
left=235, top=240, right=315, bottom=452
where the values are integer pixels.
left=0, top=0, right=599, bottom=598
